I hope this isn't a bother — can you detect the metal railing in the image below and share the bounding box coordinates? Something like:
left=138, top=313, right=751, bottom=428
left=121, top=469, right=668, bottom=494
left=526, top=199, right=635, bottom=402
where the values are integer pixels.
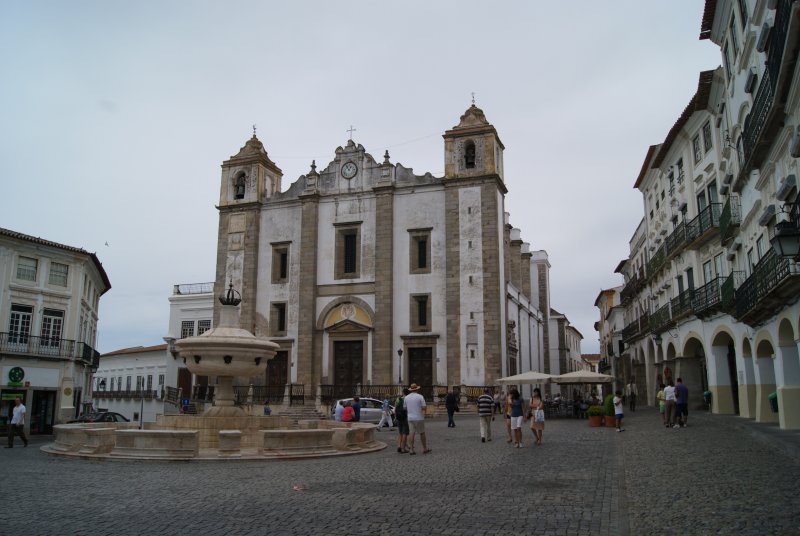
left=0, top=333, right=99, bottom=364
left=721, top=271, right=746, bottom=313
left=740, top=0, right=795, bottom=174
left=647, top=244, right=667, bottom=279
left=685, top=203, right=722, bottom=245
left=671, top=288, right=695, bottom=319
left=735, top=248, right=799, bottom=320
left=93, top=389, right=159, bottom=400
left=191, top=384, right=215, bottom=402
left=719, top=196, right=742, bottom=243
left=665, top=222, right=687, bottom=257
left=173, top=282, right=214, bottom=295
left=693, top=277, right=723, bottom=316
left=232, top=385, right=286, bottom=405
left=650, top=303, right=672, bottom=333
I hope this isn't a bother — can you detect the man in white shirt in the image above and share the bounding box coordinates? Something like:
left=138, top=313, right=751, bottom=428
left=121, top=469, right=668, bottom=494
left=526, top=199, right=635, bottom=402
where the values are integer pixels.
left=404, top=384, right=431, bottom=455
left=663, top=381, right=676, bottom=429
left=6, top=397, right=28, bottom=448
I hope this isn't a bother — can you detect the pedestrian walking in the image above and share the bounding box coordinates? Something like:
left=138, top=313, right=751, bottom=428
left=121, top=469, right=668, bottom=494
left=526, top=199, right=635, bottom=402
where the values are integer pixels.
left=664, top=380, right=676, bottom=428
left=504, top=392, right=513, bottom=443
left=613, top=390, right=625, bottom=432
left=5, top=397, right=28, bottom=448
left=376, top=396, right=394, bottom=430
left=477, top=388, right=494, bottom=442
left=656, top=383, right=666, bottom=425
left=626, top=378, right=638, bottom=412
left=675, top=377, right=689, bottom=427
left=508, top=388, right=525, bottom=448
left=395, top=389, right=410, bottom=453
left=405, top=384, right=431, bottom=454
left=445, top=389, right=459, bottom=427
left=352, top=396, right=361, bottom=422
left=494, top=391, right=502, bottom=415
left=529, top=387, right=545, bottom=445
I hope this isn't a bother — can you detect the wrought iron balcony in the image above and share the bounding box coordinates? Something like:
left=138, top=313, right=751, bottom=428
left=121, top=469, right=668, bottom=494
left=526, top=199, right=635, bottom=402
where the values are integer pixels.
left=719, top=196, right=742, bottom=244
left=650, top=303, right=673, bottom=334
left=736, top=0, right=797, bottom=191
left=685, top=203, right=722, bottom=248
left=734, top=248, right=800, bottom=325
left=647, top=244, right=667, bottom=279
left=721, top=271, right=746, bottom=314
left=93, top=389, right=159, bottom=400
left=620, top=273, right=644, bottom=303
left=670, top=288, right=695, bottom=320
left=693, top=278, right=723, bottom=318
left=0, top=332, right=84, bottom=360
left=665, top=222, right=687, bottom=260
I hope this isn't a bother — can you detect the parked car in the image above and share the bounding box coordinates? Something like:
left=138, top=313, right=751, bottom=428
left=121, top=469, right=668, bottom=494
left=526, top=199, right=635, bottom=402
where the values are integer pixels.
left=68, top=411, right=130, bottom=423
left=330, top=397, right=393, bottom=424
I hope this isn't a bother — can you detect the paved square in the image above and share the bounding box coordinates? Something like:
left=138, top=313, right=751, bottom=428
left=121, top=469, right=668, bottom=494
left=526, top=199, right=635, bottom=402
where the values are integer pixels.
left=3, top=409, right=798, bottom=535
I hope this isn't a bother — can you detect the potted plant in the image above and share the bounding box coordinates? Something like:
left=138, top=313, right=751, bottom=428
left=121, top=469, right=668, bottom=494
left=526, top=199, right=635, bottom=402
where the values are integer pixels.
left=603, top=394, right=616, bottom=427
left=587, top=405, right=603, bottom=427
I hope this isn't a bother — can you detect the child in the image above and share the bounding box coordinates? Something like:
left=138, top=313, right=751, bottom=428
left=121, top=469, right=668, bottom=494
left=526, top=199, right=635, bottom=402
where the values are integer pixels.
left=613, top=390, right=625, bottom=432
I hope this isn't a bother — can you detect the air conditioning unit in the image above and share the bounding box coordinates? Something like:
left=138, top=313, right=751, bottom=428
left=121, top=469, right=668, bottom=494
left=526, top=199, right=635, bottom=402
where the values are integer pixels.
left=745, top=68, right=758, bottom=94
left=720, top=183, right=729, bottom=195
left=777, top=174, right=797, bottom=201
left=722, top=173, right=733, bottom=185
left=678, top=201, right=687, bottom=212
left=791, top=126, right=800, bottom=158
left=757, top=23, right=771, bottom=53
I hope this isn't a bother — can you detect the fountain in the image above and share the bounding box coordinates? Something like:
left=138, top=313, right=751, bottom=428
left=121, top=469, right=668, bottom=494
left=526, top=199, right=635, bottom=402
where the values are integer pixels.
left=175, top=284, right=278, bottom=417
left=43, top=284, right=386, bottom=461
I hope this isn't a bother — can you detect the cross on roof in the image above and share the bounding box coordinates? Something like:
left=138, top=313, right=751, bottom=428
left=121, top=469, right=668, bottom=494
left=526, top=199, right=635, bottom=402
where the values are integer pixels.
left=347, top=125, right=356, bottom=140
left=471, top=92, right=475, bottom=105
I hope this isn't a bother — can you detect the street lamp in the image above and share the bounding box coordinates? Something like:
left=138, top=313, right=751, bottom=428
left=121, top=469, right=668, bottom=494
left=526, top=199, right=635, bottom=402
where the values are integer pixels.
left=770, top=219, right=800, bottom=258
left=397, top=348, right=403, bottom=385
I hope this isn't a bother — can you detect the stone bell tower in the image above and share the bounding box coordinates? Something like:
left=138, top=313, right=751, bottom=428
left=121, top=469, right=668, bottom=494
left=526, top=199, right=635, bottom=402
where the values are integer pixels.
left=442, top=104, right=508, bottom=386
left=214, top=132, right=283, bottom=334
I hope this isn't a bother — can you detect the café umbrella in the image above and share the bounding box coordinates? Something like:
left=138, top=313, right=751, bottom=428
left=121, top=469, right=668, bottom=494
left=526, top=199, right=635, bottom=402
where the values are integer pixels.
left=497, top=371, right=553, bottom=384
left=552, top=370, right=614, bottom=384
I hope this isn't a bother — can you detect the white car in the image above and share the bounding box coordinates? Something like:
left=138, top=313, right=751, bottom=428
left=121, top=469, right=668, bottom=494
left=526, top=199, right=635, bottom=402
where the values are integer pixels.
left=331, top=397, right=394, bottom=423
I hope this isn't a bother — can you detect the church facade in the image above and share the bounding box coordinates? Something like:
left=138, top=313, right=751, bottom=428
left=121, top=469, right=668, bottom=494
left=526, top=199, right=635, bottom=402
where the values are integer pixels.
left=211, top=105, right=571, bottom=398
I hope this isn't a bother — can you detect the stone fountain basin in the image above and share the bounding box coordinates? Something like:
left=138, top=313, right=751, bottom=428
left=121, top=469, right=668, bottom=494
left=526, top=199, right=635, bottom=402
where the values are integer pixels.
left=176, top=328, right=280, bottom=377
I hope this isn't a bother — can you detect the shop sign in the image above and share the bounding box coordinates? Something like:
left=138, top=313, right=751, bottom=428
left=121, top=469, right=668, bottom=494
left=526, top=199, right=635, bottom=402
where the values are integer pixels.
left=7, top=366, right=24, bottom=387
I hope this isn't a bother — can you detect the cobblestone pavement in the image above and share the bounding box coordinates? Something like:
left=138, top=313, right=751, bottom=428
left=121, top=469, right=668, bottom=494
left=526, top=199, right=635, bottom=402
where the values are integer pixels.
left=2, top=408, right=798, bottom=535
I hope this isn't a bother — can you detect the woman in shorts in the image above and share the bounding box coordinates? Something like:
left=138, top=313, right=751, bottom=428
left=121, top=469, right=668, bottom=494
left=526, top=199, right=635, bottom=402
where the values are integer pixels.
left=529, top=387, right=545, bottom=446
left=508, top=389, right=525, bottom=448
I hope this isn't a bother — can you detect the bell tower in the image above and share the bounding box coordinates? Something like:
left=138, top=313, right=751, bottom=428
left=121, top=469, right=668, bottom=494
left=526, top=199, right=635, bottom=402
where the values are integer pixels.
left=442, top=104, right=507, bottom=387
left=214, top=133, right=282, bottom=334
left=443, top=104, right=505, bottom=182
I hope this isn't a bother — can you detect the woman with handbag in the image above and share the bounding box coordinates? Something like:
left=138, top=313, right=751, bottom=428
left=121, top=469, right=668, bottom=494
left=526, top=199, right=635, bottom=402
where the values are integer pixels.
left=529, top=388, right=545, bottom=446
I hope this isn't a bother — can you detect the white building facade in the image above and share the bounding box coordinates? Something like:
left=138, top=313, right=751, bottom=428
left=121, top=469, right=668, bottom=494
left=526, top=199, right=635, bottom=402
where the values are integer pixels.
left=0, top=227, right=110, bottom=433
left=614, top=0, right=800, bottom=430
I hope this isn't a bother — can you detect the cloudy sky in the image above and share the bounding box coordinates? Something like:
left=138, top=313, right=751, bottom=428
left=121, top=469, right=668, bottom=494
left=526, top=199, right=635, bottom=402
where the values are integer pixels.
left=1, top=1, right=721, bottom=354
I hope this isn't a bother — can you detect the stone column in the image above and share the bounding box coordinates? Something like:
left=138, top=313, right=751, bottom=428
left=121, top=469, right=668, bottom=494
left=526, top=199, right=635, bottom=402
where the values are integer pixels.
left=297, top=193, right=320, bottom=389
left=372, top=185, right=394, bottom=384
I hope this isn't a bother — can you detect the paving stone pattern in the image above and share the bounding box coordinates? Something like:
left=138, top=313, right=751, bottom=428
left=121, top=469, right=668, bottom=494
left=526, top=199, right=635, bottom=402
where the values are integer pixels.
left=2, top=409, right=798, bottom=535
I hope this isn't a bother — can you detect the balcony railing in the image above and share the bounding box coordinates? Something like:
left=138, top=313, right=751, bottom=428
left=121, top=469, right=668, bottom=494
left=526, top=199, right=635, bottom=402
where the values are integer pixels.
left=738, top=0, right=796, bottom=186
left=735, top=248, right=800, bottom=325
left=665, top=222, right=688, bottom=259
left=685, top=203, right=722, bottom=247
left=670, top=288, right=695, bottom=320
left=0, top=333, right=99, bottom=363
left=693, top=278, right=723, bottom=317
left=650, top=303, right=673, bottom=334
left=647, top=244, right=667, bottom=279
left=93, top=389, right=160, bottom=400
left=719, top=196, right=742, bottom=243
left=232, top=385, right=287, bottom=404
left=721, top=271, right=746, bottom=314
left=173, top=282, right=215, bottom=295
left=620, top=273, right=645, bottom=303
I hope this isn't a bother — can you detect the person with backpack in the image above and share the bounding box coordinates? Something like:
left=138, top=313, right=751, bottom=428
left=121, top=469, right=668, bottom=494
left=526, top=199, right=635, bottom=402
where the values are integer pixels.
left=394, top=388, right=410, bottom=453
